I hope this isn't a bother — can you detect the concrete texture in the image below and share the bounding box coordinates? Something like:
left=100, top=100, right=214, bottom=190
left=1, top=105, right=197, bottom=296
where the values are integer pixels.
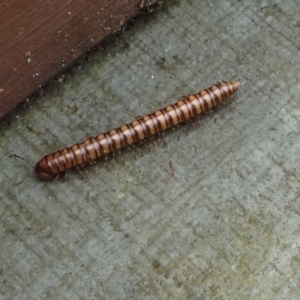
left=1, top=1, right=300, bottom=299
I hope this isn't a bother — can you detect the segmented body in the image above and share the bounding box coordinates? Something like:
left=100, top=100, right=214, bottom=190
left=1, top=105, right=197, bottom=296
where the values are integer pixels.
left=35, top=81, right=240, bottom=180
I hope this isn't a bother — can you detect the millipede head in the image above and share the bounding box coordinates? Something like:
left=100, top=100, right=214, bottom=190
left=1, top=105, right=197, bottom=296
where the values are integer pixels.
left=35, top=159, right=54, bottom=180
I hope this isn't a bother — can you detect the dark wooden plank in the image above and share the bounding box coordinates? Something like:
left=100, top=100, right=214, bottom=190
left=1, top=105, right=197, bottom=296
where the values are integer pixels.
left=0, top=0, right=158, bottom=118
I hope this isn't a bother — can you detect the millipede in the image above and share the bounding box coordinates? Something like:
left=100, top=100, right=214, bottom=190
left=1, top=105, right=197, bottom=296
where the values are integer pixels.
left=35, top=81, right=240, bottom=180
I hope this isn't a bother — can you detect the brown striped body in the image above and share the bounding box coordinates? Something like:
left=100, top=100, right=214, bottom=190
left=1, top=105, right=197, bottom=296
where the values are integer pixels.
left=35, top=81, right=240, bottom=180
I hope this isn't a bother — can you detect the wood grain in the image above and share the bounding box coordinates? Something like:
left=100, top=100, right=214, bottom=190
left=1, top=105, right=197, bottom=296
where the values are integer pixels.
left=0, top=0, right=157, bottom=118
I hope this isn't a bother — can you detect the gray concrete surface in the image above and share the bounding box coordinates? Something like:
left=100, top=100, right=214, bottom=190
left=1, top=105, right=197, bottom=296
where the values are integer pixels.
left=1, top=1, right=300, bottom=299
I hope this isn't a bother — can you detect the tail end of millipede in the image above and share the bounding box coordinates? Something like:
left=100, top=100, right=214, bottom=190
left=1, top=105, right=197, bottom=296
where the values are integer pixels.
left=231, top=81, right=241, bottom=92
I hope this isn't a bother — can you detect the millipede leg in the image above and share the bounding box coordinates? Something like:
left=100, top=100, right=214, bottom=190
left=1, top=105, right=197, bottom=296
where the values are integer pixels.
left=76, top=166, right=84, bottom=179
left=117, top=150, right=125, bottom=164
